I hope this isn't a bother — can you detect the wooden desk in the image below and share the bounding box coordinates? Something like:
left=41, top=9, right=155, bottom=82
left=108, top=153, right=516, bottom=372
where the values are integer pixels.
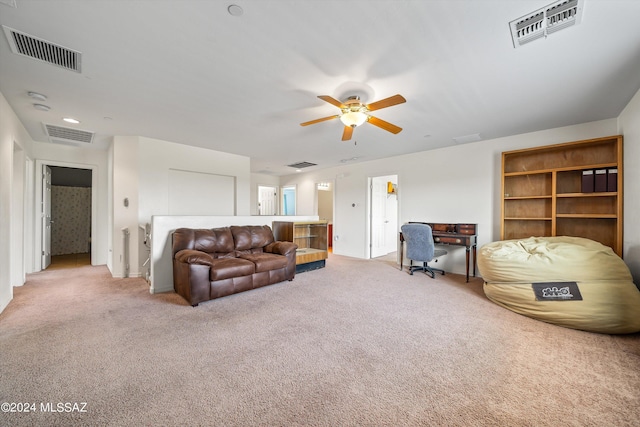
left=399, top=223, right=477, bottom=282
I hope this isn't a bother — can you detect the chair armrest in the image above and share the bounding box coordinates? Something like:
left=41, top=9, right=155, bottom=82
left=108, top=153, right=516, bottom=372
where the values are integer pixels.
left=174, top=249, right=215, bottom=267
left=265, top=241, right=298, bottom=257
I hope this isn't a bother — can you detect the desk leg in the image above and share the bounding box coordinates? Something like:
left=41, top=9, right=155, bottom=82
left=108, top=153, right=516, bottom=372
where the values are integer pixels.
left=465, top=247, right=470, bottom=282
left=399, top=241, right=404, bottom=271
left=472, top=245, right=477, bottom=278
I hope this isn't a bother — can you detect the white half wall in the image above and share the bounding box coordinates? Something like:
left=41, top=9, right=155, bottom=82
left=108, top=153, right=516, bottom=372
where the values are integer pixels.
left=150, top=215, right=318, bottom=294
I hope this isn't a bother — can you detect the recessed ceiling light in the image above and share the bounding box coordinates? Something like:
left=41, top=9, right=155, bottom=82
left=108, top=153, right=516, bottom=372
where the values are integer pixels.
left=33, top=103, right=50, bottom=111
left=28, top=91, right=47, bottom=101
left=63, top=117, right=80, bottom=124
left=227, top=4, right=243, bottom=16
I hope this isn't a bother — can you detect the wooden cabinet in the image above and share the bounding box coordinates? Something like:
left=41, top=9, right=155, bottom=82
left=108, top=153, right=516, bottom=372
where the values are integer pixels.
left=272, top=220, right=328, bottom=272
left=501, top=135, right=623, bottom=256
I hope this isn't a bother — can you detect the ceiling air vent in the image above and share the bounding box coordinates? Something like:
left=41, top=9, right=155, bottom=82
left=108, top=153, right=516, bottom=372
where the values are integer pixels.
left=2, top=26, right=82, bottom=72
left=509, top=0, right=584, bottom=48
left=43, top=123, right=94, bottom=145
left=287, top=161, right=317, bottom=169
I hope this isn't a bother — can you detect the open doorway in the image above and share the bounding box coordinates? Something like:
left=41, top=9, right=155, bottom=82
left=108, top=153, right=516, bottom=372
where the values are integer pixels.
left=369, top=174, right=398, bottom=258
left=258, top=185, right=278, bottom=215
left=35, top=160, right=96, bottom=271
left=317, top=182, right=333, bottom=249
left=282, top=185, right=296, bottom=215
left=47, top=166, right=92, bottom=269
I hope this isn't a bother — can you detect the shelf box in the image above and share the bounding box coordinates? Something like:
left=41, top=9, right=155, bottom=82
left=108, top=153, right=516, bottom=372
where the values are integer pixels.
left=607, top=168, right=618, bottom=192
left=594, top=169, right=607, bottom=192
left=581, top=170, right=594, bottom=193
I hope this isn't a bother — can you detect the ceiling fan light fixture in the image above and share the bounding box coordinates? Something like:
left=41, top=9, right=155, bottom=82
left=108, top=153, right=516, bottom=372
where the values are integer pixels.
left=340, top=111, right=367, bottom=127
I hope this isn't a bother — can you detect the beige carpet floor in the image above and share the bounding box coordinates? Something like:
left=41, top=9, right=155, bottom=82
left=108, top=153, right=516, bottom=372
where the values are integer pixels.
left=1, top=253, right=639, bottom=426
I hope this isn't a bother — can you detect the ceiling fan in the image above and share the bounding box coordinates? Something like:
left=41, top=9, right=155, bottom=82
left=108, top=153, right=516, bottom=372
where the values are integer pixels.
left=300, top=94, right=406, bottom=141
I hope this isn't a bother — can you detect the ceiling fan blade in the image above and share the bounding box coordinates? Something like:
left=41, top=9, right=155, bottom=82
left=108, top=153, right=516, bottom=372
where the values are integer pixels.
left=342, top=125, right=354, bottom=141
left=367, top=115, right=403, bottom=134
left=300, top=115, right=340, bottom=126
left=366, top=94, right=406, bottom=111
left=318, top=95, right=346, bottom=109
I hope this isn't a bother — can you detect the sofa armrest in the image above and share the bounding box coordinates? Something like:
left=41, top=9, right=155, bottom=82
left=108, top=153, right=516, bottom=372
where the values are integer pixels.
left=174, top=249, right=215, bottom=267
left=265, top=241, right=298, bottom=257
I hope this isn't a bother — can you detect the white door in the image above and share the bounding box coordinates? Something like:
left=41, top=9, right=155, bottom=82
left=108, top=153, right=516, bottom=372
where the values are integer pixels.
left=42, top=165, right=52, bottom=269
left=258, top=186, right=277, bottom=215
left=370, top=175, right=398, bottom=258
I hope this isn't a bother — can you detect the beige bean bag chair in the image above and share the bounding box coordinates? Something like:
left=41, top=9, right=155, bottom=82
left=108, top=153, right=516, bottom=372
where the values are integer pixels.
left=478, top=236, right=640, bottom=334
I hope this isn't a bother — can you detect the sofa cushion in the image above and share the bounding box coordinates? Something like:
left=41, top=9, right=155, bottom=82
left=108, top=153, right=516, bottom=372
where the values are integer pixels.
left=193, top=227, right=235, bottom=254
left=231, top=225, right=275, bottom=251
left=209, top=257, right=255, bottom=281
left=238, top=253, right=288, bottom=273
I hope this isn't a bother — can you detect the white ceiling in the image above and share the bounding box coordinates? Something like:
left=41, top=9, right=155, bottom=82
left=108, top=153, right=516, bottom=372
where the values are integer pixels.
left=1, top=0, right=639, bottom=176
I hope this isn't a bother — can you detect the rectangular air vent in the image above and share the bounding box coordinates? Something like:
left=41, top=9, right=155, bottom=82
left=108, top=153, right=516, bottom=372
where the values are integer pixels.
left=43, top=123, right=94, bottom=145
left=287, top=161, right=317, bottom=169
left=2, top=26, right=82, bottom=72
left=509, top=0, right=584, bottom=48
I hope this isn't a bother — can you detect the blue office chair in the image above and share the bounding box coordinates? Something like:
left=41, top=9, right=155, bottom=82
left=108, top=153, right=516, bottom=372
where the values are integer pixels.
left=401, top=223, right=447, bottom=278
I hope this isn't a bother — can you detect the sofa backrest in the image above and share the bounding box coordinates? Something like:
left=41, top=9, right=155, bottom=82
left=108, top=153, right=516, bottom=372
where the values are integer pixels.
left=231, top=225, right=275, bottom=254
left=173, top=225, right=276, bottom=258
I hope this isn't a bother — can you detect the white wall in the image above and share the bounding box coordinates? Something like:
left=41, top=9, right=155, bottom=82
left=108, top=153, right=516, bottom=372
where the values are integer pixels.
left=0, top=92, right=34, bottom=312
left=618, top=87, right=640, bottom=282
left=11, top=145, right=25, bottom=287
left=281, top=118, right=621, bottom=276
left=109, top=136, right=253, bottom=278
left=111, top=136, right=140, bottom=278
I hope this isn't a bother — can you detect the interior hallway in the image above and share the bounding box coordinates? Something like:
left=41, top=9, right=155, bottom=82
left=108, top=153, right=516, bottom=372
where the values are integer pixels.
left=47, top=253, right=91, bottom=270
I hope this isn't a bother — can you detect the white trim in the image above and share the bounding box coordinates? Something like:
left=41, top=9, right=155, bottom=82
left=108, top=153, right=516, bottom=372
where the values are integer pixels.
left=34, top=159, right=97, bottom=271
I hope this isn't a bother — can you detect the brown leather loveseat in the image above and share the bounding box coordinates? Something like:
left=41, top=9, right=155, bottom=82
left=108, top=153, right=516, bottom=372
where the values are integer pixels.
left=172, top=225, right=298, bottom=306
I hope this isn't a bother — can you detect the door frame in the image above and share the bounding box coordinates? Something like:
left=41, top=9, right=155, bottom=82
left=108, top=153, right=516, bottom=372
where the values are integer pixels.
left=34, top=160, right=97, bottom=271
left=257, top=185, right=278, bottom=215
left=281, top=185, right=297, bottom=215
left=367, top=174, right=399, bottom=259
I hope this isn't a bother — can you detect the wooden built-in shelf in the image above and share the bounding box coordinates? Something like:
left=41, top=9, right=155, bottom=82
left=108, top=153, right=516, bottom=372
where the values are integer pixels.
left=501, top=135, right=623, bottom=257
